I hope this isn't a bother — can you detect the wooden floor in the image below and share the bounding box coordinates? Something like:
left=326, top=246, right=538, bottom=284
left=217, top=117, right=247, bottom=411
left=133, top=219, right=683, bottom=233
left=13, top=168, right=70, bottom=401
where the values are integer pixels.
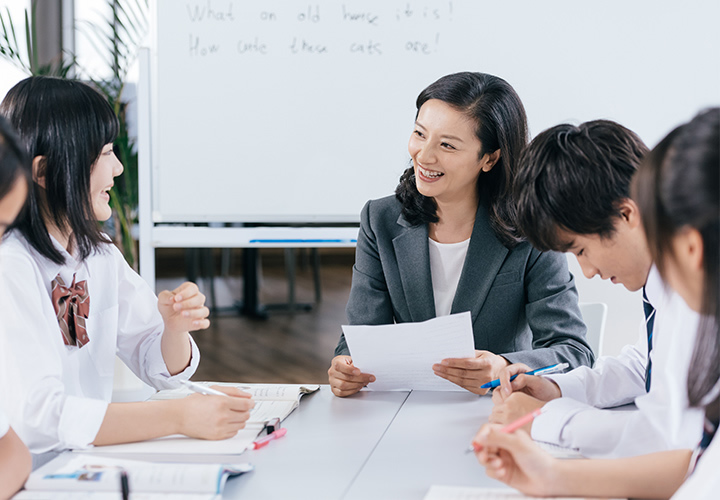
left=156, top=248, right=354, bottom=385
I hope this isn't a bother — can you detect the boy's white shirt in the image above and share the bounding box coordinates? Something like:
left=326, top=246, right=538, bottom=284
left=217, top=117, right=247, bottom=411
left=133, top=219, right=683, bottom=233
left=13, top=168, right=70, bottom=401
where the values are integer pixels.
left=531, top=265, right=705, bottom=458
left=0, top=232, right=199, bottom=454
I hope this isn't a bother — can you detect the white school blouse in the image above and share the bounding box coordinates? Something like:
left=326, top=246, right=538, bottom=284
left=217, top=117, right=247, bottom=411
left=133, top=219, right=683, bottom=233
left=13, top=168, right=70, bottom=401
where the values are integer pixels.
left=531, top=266, right=705, bottom=458
left=428, top=237, right=470, bottom=317
left=0, top=232, right=200, bottom=454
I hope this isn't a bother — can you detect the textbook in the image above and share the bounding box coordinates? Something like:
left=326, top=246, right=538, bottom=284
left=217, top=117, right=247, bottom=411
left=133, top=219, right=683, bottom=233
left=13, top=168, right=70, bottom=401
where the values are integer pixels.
left=13, top=454, right=252, bottom=499
left=79, top=383, right=319, bottom=455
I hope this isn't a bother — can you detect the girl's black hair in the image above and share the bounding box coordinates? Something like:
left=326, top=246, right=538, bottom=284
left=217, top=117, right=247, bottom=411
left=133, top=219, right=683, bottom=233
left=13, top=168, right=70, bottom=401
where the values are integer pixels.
left=0, top=76, right=119, bottom=264
left=634, top=107, right=720, bottom=419
left=0, top=115, right=31, bottom=203
left=395, top=72, right=528, bottom=247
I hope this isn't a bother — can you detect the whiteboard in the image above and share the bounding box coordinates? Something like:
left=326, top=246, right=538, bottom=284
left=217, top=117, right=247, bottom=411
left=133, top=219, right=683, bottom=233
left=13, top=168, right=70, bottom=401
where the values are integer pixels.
left=150, top=0, right=720, bottom=223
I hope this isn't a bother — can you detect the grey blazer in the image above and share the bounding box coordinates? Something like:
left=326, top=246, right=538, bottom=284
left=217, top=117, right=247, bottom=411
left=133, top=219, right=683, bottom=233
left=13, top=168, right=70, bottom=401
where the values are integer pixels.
left=335, top=195, right=594, bottom=369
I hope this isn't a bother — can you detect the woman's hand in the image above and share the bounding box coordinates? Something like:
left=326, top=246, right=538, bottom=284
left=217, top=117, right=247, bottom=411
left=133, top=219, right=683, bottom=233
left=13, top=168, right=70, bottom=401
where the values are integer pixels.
left=178, top=386, right=254, bottom=440
left=432, top=350, right=509, bottom=395
left=492, top=363, right=563, bottom=403
left=158, top=282, right=210, bottom=335
left=473, top=424, right=561, bottom=497
left=328, top=355, right=376, bottom=397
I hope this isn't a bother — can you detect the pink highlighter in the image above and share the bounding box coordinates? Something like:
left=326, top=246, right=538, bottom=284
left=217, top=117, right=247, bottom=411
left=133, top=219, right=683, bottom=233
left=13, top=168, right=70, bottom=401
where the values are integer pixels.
left=468, top=407, right=545, bottom=453
left=500, top=407, right=544, bottom=434
left=250, top=428, right=288, bottom=450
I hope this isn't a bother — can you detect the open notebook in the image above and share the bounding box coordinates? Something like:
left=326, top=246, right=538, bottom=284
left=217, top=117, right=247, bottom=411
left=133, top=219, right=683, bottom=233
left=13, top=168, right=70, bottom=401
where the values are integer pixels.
left=150, top=383, right=320, bottom=424
left=13, top=454, right=252, bottom=499
left=78, top=383, right=319, bottom=455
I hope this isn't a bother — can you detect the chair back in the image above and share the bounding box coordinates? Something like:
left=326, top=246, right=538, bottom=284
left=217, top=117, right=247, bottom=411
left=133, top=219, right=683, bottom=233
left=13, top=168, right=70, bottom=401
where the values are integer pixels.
left=579, top=302, right=608, bottom=358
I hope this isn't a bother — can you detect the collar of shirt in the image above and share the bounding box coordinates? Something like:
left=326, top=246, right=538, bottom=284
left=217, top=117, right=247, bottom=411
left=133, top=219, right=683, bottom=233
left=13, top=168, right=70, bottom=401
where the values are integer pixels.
left=7, top=232, right=91, bottom=292
left=643, top=264, right=663, bottom=308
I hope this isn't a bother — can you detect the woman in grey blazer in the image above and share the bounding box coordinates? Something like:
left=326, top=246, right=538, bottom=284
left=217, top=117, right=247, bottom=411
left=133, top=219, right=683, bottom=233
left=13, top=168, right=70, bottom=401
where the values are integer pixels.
left=329, top=72, right=593, bottom=397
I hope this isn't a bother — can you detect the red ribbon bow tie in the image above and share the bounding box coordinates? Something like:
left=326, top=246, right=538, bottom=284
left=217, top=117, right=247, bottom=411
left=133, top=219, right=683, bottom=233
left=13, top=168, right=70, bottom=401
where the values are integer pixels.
left=51, top=273, right=90, bottom=347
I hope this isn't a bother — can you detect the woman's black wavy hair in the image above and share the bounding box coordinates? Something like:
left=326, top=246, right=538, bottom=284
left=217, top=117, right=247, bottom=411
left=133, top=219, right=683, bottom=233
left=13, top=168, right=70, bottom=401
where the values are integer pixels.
left=395, top=72, right=528, bottom=247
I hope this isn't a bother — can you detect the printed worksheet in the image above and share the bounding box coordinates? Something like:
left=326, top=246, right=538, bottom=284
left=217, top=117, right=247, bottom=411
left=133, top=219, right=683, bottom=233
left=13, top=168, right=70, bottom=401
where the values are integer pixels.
left=342, top=312, right=475, bottom=391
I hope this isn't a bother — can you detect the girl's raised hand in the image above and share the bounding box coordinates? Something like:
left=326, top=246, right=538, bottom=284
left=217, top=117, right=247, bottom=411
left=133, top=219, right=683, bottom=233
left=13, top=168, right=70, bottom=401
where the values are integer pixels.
left=158, top=282, right=210, bottom=335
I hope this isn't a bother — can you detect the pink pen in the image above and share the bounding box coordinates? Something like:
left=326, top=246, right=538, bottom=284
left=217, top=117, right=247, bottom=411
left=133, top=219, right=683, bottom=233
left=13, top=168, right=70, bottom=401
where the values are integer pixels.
left=467, top=407, right=545, bottom=453
left=250, top=428, right=287, bottom=450
left=500, top=407, right=544, bottom=433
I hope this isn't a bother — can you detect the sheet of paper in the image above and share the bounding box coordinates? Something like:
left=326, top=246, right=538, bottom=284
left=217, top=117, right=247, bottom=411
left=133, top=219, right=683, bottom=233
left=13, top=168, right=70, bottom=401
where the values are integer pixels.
left=423, top=485, right=625, bottom=500
left=342, top=312, right=475, bottom=391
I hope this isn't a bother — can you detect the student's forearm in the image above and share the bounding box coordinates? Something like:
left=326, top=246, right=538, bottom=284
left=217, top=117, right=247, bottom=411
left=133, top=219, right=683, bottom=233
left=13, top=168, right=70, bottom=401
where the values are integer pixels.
left=161, top=332, right=193, bottom=375
left=552, top=450, right=692, bottom=499
left=0, top=428, right=32, bottom=499
left=93, top=400, right=182, bottom=446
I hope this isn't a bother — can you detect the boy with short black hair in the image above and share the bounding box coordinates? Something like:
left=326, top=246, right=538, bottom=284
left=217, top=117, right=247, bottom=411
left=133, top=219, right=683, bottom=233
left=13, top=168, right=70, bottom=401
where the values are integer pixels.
left=489, top=120, right=704, bottom=458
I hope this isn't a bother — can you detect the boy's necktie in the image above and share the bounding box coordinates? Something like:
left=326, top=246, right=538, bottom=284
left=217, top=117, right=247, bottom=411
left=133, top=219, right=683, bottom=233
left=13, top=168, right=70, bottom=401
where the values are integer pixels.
left=642, top=287, right=655, bottom=392
left=51, top=273, right=90, bottom=347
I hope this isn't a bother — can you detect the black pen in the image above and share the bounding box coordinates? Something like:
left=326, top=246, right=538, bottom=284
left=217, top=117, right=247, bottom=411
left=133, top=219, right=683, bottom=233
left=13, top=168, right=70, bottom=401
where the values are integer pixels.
left=120, top=469, right=130, bottom=500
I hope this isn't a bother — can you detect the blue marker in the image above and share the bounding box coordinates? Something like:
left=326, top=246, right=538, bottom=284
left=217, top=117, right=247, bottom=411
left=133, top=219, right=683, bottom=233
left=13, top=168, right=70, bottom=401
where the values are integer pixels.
left=481, top=362, right=569, bottom=389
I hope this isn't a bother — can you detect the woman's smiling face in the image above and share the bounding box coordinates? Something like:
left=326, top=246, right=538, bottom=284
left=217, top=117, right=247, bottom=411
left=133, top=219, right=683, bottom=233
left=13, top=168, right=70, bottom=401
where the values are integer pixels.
left=408, top=99, right=490, bottom=204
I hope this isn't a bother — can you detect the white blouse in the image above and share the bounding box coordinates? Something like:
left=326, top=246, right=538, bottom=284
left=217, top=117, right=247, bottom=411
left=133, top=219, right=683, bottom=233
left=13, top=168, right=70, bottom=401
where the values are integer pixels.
left=428, top=237, right=470, bottom=317
left=0, top=232, right=199, bottom=454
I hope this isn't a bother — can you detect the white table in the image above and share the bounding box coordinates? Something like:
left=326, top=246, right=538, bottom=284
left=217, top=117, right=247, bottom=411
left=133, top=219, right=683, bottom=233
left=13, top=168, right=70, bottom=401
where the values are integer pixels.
left=344, top=390, right=498, bottom=500
left=32, top=387, right=508, bottom=499
left=227, top=387, right=413, bottom=499
left=226, top=387, right=506, bottom=499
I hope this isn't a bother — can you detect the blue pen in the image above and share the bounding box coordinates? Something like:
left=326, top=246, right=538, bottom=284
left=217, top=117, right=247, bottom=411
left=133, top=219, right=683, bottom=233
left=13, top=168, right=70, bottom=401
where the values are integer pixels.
left=481, top=362, right=569, bottom=389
